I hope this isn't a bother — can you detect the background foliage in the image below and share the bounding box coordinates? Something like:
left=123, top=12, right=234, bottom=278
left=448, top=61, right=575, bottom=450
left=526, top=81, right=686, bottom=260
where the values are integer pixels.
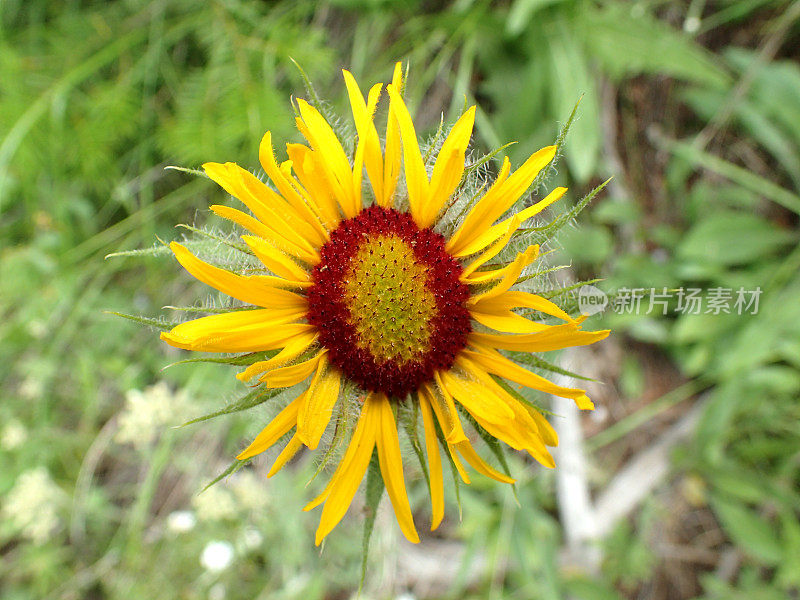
left=2, top=1, right=799, bottom=598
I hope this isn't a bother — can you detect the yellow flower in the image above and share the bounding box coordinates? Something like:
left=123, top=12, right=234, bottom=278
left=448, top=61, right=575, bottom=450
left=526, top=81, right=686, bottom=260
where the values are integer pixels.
left=161, top=64, right=609, bottom=546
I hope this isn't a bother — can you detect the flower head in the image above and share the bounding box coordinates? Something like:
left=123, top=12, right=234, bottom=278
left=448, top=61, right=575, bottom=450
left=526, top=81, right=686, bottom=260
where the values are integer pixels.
left=160, top=64, right=609, bottom=545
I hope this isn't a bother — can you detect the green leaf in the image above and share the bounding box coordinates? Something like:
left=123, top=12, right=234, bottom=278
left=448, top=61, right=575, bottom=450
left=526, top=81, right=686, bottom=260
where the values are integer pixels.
left=678, top=211, right=794, bottom=267
left=546, top=23, right=600, bottom=182
left=582, top=4, right=729, bottom=87
left=563, top=577, right=624, bottom=600
left=711, top=494, right=783, bottom=565
left=360, top=450, right=384, bottom=592
left=179, top=386, right=285, bottom=427
left=558, top=223, right=613, bottom=265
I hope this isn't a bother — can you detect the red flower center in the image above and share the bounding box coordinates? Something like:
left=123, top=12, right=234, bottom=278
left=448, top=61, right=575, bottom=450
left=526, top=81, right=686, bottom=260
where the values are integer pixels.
left=307, top=206, right=471, bottom=398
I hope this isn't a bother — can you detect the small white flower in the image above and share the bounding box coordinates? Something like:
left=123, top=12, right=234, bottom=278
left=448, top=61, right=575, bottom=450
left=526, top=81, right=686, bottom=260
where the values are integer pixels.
left=201, top=541, right=234, bottom=572
left=2, top=467, right=63, bottom=543
left=193, top=485, right=237, bottom=522
left=1, top=419, right=28, bottom=450
left=242, top=527, right=263, bottom=550
left=116, top=382, right=190, bottom=449
left=208, top=583, right=226, bottom=600
left=230, top=471, right=269, bottom=511
left=166, top=510, right=197, bottom=533
left=19, top=376, right=43, bottom=400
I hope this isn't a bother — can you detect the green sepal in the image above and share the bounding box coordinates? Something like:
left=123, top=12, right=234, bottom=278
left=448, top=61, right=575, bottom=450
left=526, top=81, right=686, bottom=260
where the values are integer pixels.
left=178, top=386, right=285, bottom=427
left=105, top=311, right=177, bottom=331
left=164, top=349, right=279, bottom=369
left=510, top=352, right=598, bottom=382
left=289, top=58, right=347, bottom=145
left=201, top=458, right=250, bottom=493
left=401, top=400, right=431, bottom=489
left=530, top=95, right=582, bottom=193
left=105, top=245, right=173, bottom=259
left=464, top=142, right=517, bottom=175
left=529, top=177, right=612, bottom=244
left=162, top=304, right=261, bottom=314
left=431, top=410, right=462, bottom=519
left=176, top=224, right=252, bottom=256
left=308, top=396, right=349, bottom=485
left=164, top=165, right=208, bottom=178
left=422, top=116, right=445, bottom=165
left=359, top=449, right=385, bottom=592
left=455, top=404, right=518, bottom=503
left=536, top=278, right=602, bottom=301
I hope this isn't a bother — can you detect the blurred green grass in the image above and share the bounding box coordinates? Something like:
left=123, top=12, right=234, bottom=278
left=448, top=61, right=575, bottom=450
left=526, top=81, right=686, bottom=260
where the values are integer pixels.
left=2, top=1, right=800, bottom=599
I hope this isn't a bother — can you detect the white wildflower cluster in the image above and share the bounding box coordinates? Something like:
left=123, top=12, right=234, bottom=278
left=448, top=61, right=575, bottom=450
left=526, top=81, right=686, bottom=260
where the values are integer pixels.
left=192, top=485, right=238, bottom=522
left=1, top=419, right=28, bottom=450
left=2, top=467, right=64, bottom=544
left=116, top=382, right=190, bottom=449
left=229, top=470, right=270, bottom=512
left=192, top=470, right=270, bottom=522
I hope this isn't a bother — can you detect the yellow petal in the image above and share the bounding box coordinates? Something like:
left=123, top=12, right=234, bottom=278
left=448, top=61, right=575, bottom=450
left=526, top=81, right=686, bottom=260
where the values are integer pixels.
left=343, top=70, right=384, bottom=203
left=524, top=406, right=558, bottom=447
left=303, top=396, right=369, bottom=512
left=438, top=370, right=515, bottom=425
left=267, top=433, right=304, bottom=477
left=461, top=214, right=521, bottom=280
left=463, top=345, right=588, bottom=404
left=424, top=379, right=471, bottom=483
left=236, top=331, right=318, bottom=382
left=242, top=235, right=310, bottom=282
left=380, top=62, right=404, bottom=208
left=424, top=106, right=476, bottom=227
left=209, top=204, right=319, bottom=265
left=258, top=131, right=329, bottom=242
left=205, top=162, right=324, bottom=254
left=454, top=440, right=515, bottom=484
left=263, top=350, right=328, bottom=388
left=312, top=394, right=380, bottom=545
left=169, top=242, right=307, bottom=306
left=285, top=144, right=341, bottom=229
left=470, top=309, right=550, bottom=334
left=469, top=290, right=575, bottom=323
left=419, top=393, right=444, bottom=530
left=425, top=378, right=468, bottom=444
left=294, top=101, right=358, bottom=218
left=237, top=394, right=304, bottom=460
left=454, top=356, right=558, bottom=465
left=296, top=362, right=341, bottom=450
left=469, top=323, right=610, bottom=353
left=375, top=394, right=420, bottom=543
left=386, top=84, right=429, bottom=227
left=457, top=187, right=566, bottom=256
left=161, top=315, right=314, bottom=353
left=447, top=146, right=555, bottom=256
left=467, top=244, right=538, bottom=292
